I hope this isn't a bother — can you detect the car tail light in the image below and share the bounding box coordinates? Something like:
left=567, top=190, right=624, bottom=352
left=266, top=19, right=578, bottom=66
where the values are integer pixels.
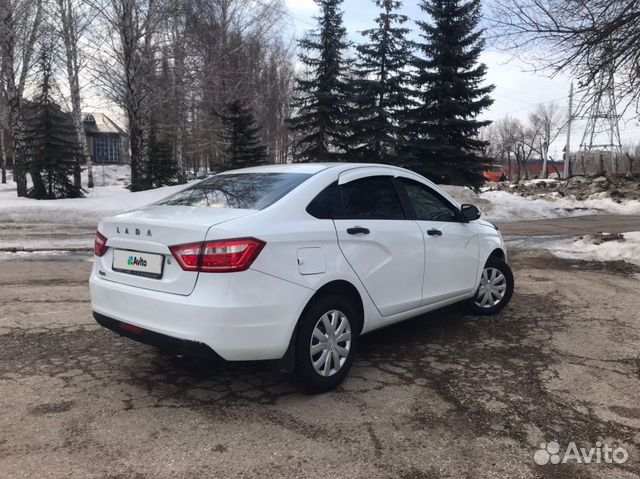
left=170, top=238, right=265, bottom=273
left=169, top=243, right=202, bottom=271
left=95, top=231, right=108, bottom=257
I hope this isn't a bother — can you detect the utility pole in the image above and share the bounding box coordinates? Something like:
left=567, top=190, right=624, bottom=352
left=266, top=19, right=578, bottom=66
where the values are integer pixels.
left=563, top=81, right=573, bottom=179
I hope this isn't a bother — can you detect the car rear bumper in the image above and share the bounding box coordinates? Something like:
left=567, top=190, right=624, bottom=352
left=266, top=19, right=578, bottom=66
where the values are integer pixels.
left=90, top=268, right=313, bottom=361
left=93, top=312, right=226, bottom=361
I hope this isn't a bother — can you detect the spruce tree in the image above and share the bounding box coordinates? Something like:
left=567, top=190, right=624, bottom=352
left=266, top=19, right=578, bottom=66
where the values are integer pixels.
left=23, top=50, right=82, bottom=199
left=148, top=53, right=178, bottom=187
left=220, top=99, right=268, bottom=169
left=350, top=0, right=414, bottom=164
left=409, top=0, right=494, bottom=187
left=290, top=0, right=352, bottom=162
left=148, top=122, right=177, bottom=188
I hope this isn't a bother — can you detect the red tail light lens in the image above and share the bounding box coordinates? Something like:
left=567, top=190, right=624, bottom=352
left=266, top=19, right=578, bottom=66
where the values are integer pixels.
left=170, top=238, right=265, bottom=273
left=95, top=231, right=108, bottom=257
left=169, top=243, right=202, bottom=271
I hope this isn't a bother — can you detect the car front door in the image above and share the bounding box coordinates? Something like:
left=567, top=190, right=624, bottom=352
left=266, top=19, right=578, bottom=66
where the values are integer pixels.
left=332, top=175, right=425, bottom=317
left=397, top=177, right=479, bottom=305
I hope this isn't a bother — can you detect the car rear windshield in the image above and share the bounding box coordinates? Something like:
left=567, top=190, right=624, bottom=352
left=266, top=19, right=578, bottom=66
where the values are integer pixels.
left=158, top=173, right=312, bottom=210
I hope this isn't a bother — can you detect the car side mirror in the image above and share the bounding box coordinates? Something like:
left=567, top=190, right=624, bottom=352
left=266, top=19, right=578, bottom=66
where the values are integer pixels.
left=461, top=204, right=481, bottom=222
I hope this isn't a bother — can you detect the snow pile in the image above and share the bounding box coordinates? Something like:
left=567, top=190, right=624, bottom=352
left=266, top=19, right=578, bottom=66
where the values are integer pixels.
left=521, top=178, right=560, bottom=186
left=488, top=190, right=640, bottom=220
left=480, top=190, right=600, bottom=221
left=443, top=185, right=640, bottom=222
left=439, top=185, right=494, bottom=211
left=547, top=232, right=640, bottom=267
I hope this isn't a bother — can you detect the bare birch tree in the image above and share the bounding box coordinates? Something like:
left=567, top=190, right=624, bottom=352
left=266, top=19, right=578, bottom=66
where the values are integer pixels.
left=528, top=102, right=566, bottom=179
left=623, top=142, right=639, bottom=174
left=54, top=0, right=94, bottom=188
left=0, top=96, right=8, bottom=183
left=0, top=0, right=44, bottom=196
left=88, top=0, right=159, bottom=191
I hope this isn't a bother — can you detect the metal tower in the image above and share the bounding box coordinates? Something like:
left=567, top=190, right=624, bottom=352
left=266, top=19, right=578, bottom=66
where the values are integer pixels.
left=578, top=69, right=622, bottom=175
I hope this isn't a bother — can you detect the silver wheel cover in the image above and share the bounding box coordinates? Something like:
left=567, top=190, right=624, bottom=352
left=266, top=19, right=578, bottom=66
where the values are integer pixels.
left=474, top=267, right=507, bottom=309
left=310, top=309, right=352, bottom=377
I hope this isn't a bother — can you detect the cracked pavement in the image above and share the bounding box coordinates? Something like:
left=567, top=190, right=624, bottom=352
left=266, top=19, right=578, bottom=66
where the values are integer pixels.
left=0, top=250, right=639, bottom=478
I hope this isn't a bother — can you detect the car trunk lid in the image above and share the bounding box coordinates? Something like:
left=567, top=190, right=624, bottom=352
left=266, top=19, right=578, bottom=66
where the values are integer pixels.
left=96, top=205, right=254, bottom=295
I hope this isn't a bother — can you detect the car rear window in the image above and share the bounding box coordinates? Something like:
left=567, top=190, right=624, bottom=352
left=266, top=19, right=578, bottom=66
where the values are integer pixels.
left=158, top=173, right=312, bottom=210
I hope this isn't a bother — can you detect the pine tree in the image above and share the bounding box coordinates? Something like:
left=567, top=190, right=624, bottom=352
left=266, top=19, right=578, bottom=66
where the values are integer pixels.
left=220, top=99, right=268, bottom=169
left=290, top=0, right=352, bottom=162
left=409, top=0, right=494, bottom=187
left=23, top=49, right=82, bottom=199
left=350, top=0, right=414, bottom=164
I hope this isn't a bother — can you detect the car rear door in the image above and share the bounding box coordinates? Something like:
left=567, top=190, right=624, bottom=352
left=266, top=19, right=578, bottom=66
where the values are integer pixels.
left=396, top=177, right=479, bottom=305
left=333, top=174, right=425, bottom=317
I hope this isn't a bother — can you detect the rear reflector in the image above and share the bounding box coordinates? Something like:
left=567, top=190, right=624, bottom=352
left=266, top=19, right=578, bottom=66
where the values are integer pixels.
left=120, top=322, right=144, bottom=334
left=170, top=238, right=265, bottom=273
left=95, top=231, right=108, bottom=257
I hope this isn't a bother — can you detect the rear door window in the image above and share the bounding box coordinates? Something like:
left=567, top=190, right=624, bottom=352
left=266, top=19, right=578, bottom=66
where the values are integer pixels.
left=158, top=173, right=312, bottom=210
left=307, top=176, right=406, bottom=220
left=341, top=176, right=405, bottom=219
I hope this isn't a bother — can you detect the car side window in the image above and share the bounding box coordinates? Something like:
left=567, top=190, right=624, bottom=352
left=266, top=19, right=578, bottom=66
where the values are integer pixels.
left=341, top=176, right=405, bottom=220
left=400, top=178, right=459, bottom=222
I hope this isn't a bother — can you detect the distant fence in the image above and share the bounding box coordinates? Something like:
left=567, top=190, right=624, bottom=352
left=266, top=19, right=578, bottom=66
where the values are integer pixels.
left=570, top=152, right=640, bottom=176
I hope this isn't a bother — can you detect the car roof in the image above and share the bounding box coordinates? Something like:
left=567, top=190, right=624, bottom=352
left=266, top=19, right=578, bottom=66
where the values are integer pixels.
left=215, top=163, right=462, bottom=210
left=219, top=163, right=339, bottom=175
left=218, top=162, right=415, bottom=176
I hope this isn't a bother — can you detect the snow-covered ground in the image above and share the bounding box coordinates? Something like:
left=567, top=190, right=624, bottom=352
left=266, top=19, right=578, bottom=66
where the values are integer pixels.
left=3, top=168, right=638, bottom=228
left=3, top=167, right=640, bottom=270
left=522, top=232, right=640, bottom=268
left=0, top=182, right=189, bottom=225
left=0, top=166, right=189, bottom=225
left=0, top=166, right=191, bottom=255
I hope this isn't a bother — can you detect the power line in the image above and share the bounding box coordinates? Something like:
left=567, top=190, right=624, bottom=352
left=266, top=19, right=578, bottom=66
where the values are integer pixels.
left=484, top=95, right=567, bottom=120
left=252, top=0, right=317, bottom=28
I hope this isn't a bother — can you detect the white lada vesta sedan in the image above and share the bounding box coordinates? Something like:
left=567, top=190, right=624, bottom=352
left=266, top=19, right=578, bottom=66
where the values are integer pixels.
left=91, top=163, right=514, bottom=393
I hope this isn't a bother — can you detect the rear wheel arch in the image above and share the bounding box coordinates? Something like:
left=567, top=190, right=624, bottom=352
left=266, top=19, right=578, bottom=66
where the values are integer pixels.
left=304, top=280, right=364, bottom=334
left=273, top=279, right=365, bottom=375
left=292, top=283, right=363, bottom=393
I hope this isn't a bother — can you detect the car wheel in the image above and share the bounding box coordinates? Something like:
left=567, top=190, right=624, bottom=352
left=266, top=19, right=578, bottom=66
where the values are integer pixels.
left=293, top=294, right=359, bottom=394
left=467, top=256, right=514, bottom=315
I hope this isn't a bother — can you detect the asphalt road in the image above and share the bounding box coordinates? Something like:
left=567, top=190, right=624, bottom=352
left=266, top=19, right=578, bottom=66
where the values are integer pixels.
left=0, top=248, right=639, bottom=478
left=496, top=214, right=640, bottom=237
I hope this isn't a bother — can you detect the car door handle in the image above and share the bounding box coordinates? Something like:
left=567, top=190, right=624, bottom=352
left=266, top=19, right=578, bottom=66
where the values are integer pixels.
left=347, top=227, right=370, bottom=235
left=427, top=229, right=442, bottom=236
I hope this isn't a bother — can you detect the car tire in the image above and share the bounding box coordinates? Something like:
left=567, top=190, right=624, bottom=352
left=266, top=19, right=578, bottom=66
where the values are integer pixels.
left=467, top=256, right=514, bottom=316
left=293, top=294, right=359, bottom=394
